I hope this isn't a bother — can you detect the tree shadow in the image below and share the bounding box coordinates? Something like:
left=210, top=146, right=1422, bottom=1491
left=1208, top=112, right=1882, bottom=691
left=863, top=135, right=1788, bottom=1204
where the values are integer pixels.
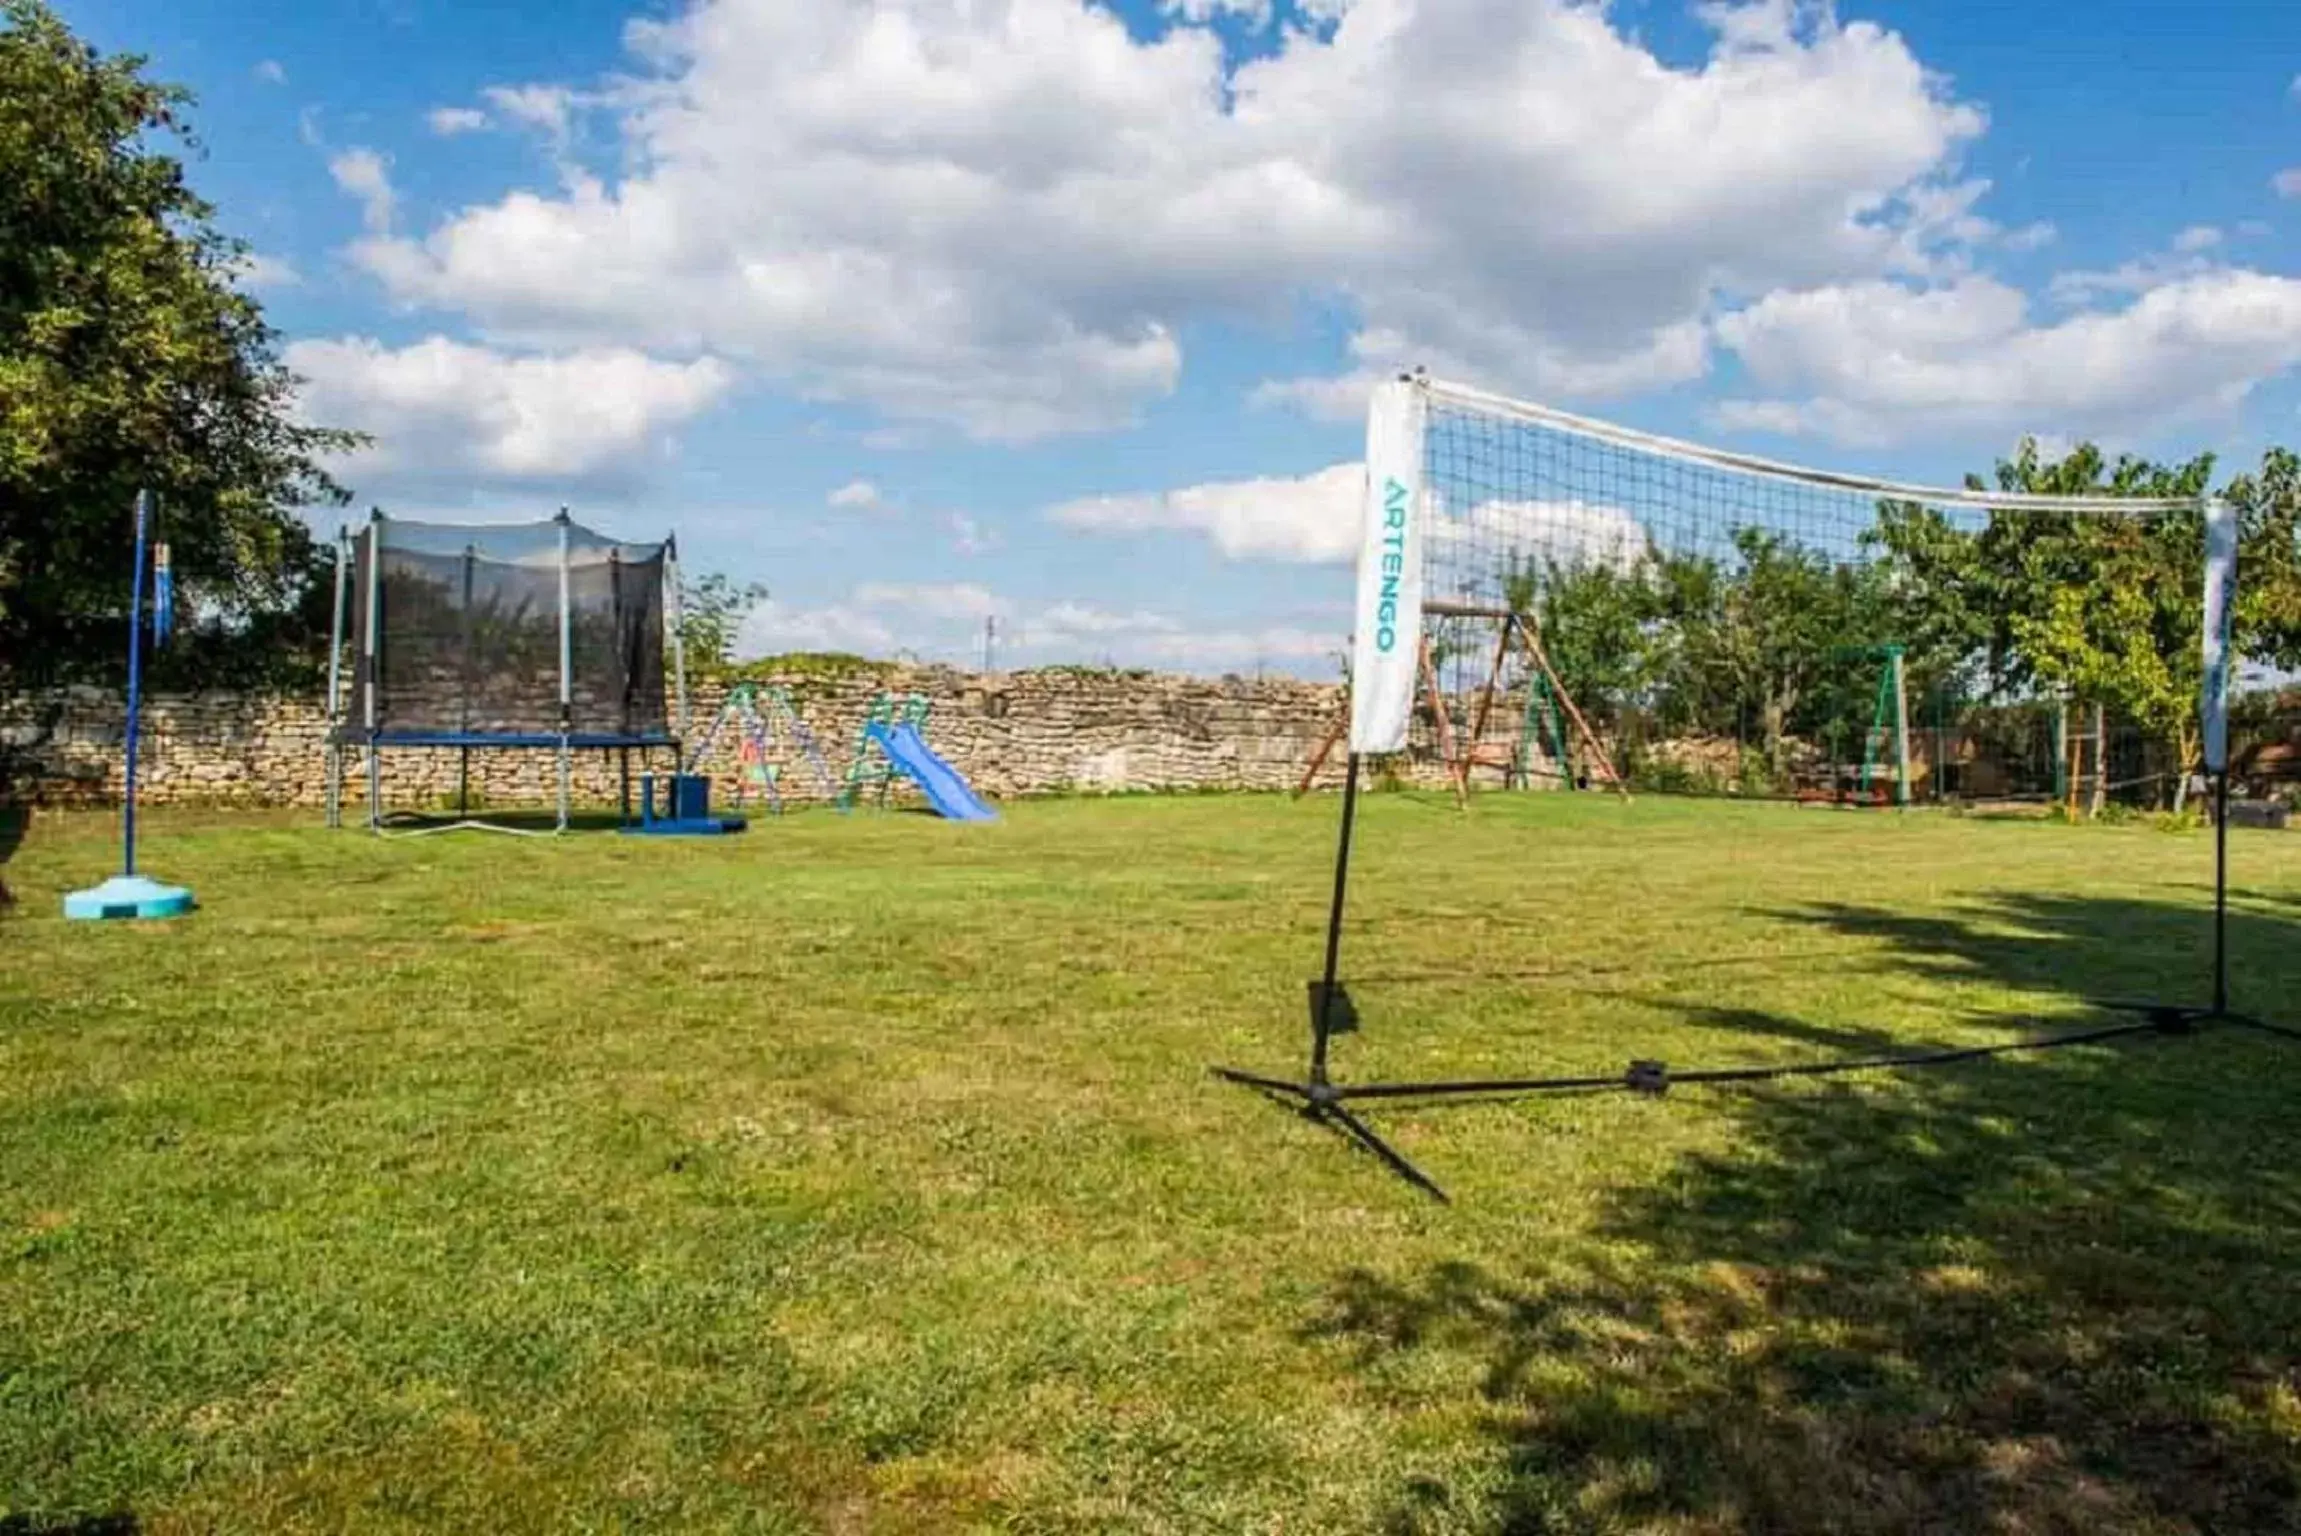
left=1314, top=893, right=2301, bottom=1534
left=0, top=801, right=25, bottom=910
left=1764, top=890, right=2291, bottom=1024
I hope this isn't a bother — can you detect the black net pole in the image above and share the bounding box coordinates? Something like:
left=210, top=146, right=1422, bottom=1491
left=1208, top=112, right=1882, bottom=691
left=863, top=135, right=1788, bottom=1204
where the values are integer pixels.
left=2215, top=766, right=2230, bottom=1017
left=1310, top=753, right=1363, bottom=1087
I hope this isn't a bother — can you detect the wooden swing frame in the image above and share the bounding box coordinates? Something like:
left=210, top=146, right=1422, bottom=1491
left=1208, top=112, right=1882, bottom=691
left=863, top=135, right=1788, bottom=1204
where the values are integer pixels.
left=1295, top=600, right=1629, bottom=804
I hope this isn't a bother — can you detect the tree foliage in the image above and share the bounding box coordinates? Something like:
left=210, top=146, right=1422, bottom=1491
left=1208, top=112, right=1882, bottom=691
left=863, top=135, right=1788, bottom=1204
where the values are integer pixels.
left=1502, top=436, right=2301, bottom=800
left=0, top=0, right=360, bottom=691
left=677, top=572, right=770, bottom=676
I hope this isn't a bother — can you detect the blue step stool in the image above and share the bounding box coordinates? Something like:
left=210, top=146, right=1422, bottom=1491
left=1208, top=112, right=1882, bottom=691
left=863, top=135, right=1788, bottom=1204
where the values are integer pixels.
left=623, top=773, right=748, bottom=837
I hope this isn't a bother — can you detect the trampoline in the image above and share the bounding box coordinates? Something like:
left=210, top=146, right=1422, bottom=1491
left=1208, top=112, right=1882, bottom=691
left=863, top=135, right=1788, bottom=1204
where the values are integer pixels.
left=325, top=511, right=689, bottom=835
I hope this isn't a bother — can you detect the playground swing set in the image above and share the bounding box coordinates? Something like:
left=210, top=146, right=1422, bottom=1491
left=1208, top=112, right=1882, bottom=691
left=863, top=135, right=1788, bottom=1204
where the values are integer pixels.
left=1296, top=598, right=1628, bottom=806
left=637, top=686, right=996, bottom=832
left=64, top=492, right=996, bottom=913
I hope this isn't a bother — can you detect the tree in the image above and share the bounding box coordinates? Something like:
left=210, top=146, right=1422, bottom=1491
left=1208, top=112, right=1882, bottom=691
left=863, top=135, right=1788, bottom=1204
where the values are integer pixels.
left=1504, top=552, right=1664, bottom=728
left=677, top=572, right=770, bottom=675
left=1871, top=440, right=2214, bottom=803
left=2220, top=447, right=2301, bottom=677
left=0, top=0, right=360, bottom=691
left=1665, top=529, right=1889, bottom=779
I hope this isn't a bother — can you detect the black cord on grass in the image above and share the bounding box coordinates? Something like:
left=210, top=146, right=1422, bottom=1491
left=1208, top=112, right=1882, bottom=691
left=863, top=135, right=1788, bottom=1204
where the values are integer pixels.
left=1328, top=1015, right=2171, bottom=1104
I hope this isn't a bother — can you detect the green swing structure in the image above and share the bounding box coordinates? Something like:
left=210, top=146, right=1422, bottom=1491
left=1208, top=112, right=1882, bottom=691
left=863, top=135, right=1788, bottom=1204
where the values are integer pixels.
left=1828, top=643, right=1914, bottom=807
left=839, top=692, right=933, bottom=809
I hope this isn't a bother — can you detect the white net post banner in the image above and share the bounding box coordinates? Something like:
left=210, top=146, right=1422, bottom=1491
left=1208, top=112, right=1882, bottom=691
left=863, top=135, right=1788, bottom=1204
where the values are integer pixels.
left=1343, top=374, right=2208, bottom=800
left=1348, top=379, right=1427, bottom=754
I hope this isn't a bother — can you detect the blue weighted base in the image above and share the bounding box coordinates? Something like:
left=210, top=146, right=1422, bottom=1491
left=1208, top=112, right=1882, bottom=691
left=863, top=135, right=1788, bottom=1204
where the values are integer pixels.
left=64, top=874, right=196, bottom=921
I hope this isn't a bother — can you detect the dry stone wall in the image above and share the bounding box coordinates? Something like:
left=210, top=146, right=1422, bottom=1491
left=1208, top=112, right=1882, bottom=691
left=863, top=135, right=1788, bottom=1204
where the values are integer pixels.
left=3, top=667, right=1505, bottom=809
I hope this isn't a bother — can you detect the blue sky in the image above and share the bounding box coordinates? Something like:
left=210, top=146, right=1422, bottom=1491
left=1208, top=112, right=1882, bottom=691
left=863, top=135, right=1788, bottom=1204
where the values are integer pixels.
left=53, top=0, right=2301, bottom=674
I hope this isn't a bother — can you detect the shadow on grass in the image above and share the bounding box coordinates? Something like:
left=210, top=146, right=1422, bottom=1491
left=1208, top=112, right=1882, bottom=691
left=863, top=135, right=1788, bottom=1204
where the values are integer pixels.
left=0, top=801, right=25, bottom=909
left=1769, top=890, right=2289, bottom=1027
left=1316, top=893, right=2301, bottom=1534
left=0, top=1515, right=139, bottom=1535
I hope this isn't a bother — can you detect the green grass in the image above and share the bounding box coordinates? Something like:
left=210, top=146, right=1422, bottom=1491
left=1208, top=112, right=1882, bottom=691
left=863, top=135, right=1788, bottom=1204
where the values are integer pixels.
left=3, top=793, right=2299, bottom=1533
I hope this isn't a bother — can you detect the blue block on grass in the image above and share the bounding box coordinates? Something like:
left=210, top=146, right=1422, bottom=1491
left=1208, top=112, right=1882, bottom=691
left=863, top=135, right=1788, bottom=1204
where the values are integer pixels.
left=64, top=874, right=196, bottom=921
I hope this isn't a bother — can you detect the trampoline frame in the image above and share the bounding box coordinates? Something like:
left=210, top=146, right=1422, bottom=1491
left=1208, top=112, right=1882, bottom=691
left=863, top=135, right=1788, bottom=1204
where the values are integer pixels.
left=325, top=509, right=690, bottom=836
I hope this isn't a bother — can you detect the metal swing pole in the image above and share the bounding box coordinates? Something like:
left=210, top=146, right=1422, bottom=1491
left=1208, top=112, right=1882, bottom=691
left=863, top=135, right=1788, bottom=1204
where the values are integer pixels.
left=556, top=509, right=573, bottom=834
left=363, top=513, right=384, bottom=832
left=325, top=526, right=349, bottom=829
left=459, top=542, right=476, bottom=820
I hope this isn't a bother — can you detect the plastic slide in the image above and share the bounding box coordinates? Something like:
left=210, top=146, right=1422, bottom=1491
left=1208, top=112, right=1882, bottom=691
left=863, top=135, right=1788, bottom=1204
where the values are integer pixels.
left=868, top=723, right=999, bottom=822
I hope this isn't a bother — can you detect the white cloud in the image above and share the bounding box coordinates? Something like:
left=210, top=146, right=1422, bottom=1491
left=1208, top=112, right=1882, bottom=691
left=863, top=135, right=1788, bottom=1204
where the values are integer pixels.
left=1049, top=461, right=1363, bottom=563
left=944, top=511, right=996, bottom=555
left=2046, top=229, right=2225, bottom=306
left=1427, top=495, right=1651, bottom=578
left=345, top=0, right=1992, bottom=440
left=482, top=84, right=580, bottom=146
left=1027, top=601, right=1180, bottom=638
left=288, top=336, right=735, bottom=491
left=736, top=583, right=1338, bottom=675
left=228, top=252, right=301, bottom=291
left=738, top=598, right=898, bottom=657
left=254, top=59, right=287, bottom=85
left=2275, top=168, right=2301, bottom=200
left=1711, top=269, right=2301, bottom=445
left=328, top=148, right=396, bottom=235
left=428, top=106, right=492, bottom=136
left=851, top=581, right=1001, bottom=621
left=827, top=478, right=882, bottom=510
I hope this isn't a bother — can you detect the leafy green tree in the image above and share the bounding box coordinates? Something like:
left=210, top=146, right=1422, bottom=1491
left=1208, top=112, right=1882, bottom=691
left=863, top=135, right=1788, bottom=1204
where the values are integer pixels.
left=1504, top=552, right=1664, bottom=728
left=2221, top=447, right=2301, bottom=675
left=677, top=572, right=770, bottom=675
left=1872, top=439, right=2218, bottom=796
left=0, top=0, right=359, bottom=690
left=1665, top=529, right=1890, bottom=778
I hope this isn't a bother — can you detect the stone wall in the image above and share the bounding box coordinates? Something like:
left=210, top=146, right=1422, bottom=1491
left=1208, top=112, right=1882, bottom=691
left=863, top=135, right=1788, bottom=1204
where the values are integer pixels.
left=3, top=666, right=1501, bottom=809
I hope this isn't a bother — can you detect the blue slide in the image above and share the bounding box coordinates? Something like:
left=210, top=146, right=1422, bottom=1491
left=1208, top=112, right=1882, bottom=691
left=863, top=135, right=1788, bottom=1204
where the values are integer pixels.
left=868, top=723, right=998, bottom=822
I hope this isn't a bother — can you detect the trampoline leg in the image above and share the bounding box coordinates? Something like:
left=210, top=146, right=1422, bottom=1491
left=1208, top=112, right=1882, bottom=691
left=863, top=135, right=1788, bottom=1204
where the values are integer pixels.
left=557, top=739, right=571, bottom=834
left=620, top=748, right=631, bottom=824
left=325, top=742, right=341, bottom=829
left=367, top=742, right=381, bottom=833
left=458, top=746, right=470, bottom=817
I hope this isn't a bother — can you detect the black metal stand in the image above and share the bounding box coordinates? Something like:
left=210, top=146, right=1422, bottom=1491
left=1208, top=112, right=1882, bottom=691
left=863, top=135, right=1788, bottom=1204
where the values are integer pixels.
left=1214, top=763, right=2287, bottom=1204
left=1213, top=754, right=1455, bottom=1201
left=2099, top=768, right=2294, bottom=1039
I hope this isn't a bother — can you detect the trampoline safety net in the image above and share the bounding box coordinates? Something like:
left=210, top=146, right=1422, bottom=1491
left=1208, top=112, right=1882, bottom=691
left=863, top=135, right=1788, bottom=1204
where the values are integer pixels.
left=345, top=514, right=671, bottom=741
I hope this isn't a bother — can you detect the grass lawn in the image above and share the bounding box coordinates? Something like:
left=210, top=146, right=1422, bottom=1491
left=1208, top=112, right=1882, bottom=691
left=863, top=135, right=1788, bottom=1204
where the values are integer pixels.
left=4, top=791, right=2301, bottom=1533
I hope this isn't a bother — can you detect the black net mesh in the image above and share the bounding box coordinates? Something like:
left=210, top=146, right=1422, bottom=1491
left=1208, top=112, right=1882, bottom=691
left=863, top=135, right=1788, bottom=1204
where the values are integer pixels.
left=1412, top=383, right=2206, bottom=804
left=346, top=516, right=670, bottom=740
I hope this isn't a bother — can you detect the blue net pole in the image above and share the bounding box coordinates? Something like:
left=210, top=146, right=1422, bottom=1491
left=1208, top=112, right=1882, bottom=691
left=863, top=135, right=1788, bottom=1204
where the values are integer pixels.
left=122, top=489, right=151, bottom=878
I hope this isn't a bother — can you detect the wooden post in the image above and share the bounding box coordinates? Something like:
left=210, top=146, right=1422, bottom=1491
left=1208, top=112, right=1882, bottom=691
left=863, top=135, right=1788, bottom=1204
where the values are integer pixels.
left=2056, top=697, right=2072, bottom=815
left=1457, top=619, right=1515, bottom=799
left=2089, top=701, right=2108, bottom=819
left=1418, top=634, right=1466, bottom=809
left=1295, top=713, right=1347, bottom=799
